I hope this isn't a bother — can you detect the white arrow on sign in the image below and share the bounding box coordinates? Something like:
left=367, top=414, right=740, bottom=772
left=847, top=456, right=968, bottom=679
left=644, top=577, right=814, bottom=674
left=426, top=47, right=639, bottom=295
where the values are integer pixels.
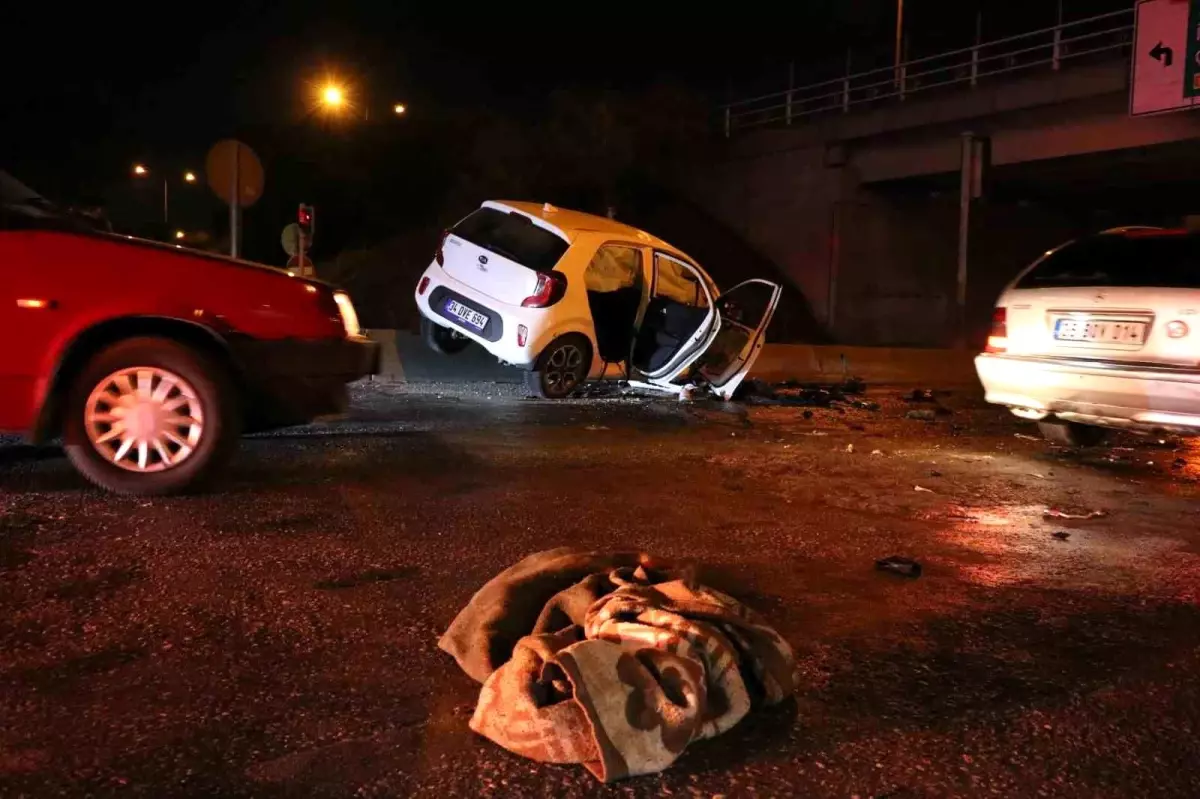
left=1131, top=0, right=1199, bottom=116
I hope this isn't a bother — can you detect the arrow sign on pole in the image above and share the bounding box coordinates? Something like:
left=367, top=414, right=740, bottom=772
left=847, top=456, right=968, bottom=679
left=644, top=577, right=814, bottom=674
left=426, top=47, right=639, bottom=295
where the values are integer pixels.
left=1150, top=41, right=1174, bottom=67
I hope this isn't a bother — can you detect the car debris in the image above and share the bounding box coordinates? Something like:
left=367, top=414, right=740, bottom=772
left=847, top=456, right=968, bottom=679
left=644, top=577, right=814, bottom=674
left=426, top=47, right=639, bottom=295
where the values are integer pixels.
left=906, top=409, right=937, bottom=421
left=1051, top=531, right=1071, bottom=541
left=845, top=443, right=855, bottom=454
left=1015, top=433, right=1041, bottom=442
left=1043, top=508, right=1108, bottom=520
left=914, top=485, right=935, bottom=493
left=875, top=556, right=922, bottom=578
left=735, top=378, right=878, bottom=410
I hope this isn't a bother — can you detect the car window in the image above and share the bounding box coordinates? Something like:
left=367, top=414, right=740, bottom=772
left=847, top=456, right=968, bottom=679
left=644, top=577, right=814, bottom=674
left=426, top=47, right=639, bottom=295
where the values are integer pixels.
left=584, top=245, right=641, bottom=292
left=654, top=254, right=709, bottom=308
left=1017, top=234, right=1200, bottom=289
left=451, top=207, right=570, bottom=272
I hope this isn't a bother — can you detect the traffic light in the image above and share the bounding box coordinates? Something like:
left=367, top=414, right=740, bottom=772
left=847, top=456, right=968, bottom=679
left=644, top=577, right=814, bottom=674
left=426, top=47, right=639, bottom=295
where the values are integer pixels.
left=298, top=203, right=314, bottom=238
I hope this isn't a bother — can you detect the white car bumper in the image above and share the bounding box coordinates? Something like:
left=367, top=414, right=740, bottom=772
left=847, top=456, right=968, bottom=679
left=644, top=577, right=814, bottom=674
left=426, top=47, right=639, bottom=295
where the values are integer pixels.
left=415, top=263, right=541, bottom=368
left=976, top=353, right=1200, bottom=433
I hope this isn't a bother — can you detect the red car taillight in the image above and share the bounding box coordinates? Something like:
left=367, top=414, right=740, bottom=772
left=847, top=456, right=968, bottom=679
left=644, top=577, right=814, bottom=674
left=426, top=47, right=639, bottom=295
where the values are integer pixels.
left=417, top=276, right=430, bottom=295
left=985, top=307, right=1007, bottom=353
left=434, top=230, right=449, bottom=266
left=521, top=272, right=567, bottom=308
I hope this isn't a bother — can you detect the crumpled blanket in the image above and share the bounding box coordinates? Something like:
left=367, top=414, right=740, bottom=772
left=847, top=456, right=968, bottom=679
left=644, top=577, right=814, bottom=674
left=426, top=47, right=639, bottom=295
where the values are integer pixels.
left=439, top=548, right=796, bottom=782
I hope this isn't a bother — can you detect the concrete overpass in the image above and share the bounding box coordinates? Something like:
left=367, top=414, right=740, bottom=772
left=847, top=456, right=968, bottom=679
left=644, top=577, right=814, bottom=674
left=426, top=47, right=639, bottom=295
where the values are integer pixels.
left=687, top=7, right=1200, bottom=347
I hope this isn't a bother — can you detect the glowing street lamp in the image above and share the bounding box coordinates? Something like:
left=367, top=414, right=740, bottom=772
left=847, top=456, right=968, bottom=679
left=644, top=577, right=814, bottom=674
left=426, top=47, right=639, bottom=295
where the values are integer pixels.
left=174, top=230, right=186, bottom=240
left=132, top=164, right=198, bottom=228
left=321, top=84, right=346, bottom=109
left=393, top=103, right=407, bottom=115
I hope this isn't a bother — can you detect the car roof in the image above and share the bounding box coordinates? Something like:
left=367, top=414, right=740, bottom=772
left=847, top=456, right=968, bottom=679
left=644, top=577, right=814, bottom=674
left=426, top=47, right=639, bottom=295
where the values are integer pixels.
left=490, top=200, right=692, bottom=259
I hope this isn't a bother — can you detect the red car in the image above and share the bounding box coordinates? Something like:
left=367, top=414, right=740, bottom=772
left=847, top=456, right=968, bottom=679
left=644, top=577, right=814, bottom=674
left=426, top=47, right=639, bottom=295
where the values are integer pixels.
left=0, top=172, right=378, bottom=495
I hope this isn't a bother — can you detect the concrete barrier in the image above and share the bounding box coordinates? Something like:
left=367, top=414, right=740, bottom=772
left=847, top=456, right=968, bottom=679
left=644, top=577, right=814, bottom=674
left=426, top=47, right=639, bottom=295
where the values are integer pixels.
left=365, top=331, right=981, bottom=389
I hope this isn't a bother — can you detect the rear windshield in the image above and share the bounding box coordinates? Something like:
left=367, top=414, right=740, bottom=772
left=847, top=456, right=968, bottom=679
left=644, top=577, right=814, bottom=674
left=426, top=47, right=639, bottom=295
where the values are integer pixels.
left=451, top=207, right=569, bottom=272
left=1017, top=233, right=1200, bottom=289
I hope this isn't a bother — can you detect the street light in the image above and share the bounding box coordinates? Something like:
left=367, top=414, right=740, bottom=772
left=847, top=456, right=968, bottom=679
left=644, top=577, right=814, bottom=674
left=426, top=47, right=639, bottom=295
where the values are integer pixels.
left=174, top=230, right=186, bottom=240
left=132, top=165, right=198, bottom=228
left=393, top=103, right=406, bottom=115
left=321, top=84, right=345, bottom=109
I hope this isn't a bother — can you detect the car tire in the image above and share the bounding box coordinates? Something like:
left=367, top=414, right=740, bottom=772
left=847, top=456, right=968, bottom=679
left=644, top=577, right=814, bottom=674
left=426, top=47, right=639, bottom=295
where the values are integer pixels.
left=1037, top=419, right=1107, bottom=448
left=421, top=316, right=470, bottom=355
left=524, top=334, right=591, bottom=399
left=62, top=337, right=239, bottom=496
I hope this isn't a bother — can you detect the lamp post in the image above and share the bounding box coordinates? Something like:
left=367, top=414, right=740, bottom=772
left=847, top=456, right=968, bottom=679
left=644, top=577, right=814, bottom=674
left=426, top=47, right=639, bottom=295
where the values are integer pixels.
left=316, top=81, right=407, bottom=121
left=132, top=164, right=197, bottom=228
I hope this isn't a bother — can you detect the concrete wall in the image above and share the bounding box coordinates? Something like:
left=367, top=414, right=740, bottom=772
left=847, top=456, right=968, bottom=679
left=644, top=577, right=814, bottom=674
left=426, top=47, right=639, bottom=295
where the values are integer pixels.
left=686, top=57, right=1200, bottom=347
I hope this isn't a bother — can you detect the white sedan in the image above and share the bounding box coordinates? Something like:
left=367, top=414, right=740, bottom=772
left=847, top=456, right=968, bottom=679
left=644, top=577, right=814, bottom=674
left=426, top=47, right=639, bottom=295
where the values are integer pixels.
left=976, top=227, right=1200, bottom=445
left=414, top=201, right=781, bottom=399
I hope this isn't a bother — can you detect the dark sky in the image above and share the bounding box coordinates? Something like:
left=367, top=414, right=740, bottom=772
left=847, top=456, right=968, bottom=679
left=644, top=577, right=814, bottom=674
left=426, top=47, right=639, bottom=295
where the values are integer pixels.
left=3, top=0, right=1130, bottom=219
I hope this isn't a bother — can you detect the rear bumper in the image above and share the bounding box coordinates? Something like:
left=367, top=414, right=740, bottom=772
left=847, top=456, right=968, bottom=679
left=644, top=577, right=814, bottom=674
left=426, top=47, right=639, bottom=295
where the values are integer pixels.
left=415, top=263, right=539, bottom=368
left=975, top=353, right=1200, bottom=433
left=231, top=336, right=380, bottom=429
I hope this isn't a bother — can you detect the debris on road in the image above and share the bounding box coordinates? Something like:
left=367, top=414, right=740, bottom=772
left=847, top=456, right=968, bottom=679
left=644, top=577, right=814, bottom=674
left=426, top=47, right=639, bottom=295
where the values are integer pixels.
left=735, top=378, right=878, bottom=410
left=440, top=549, right=796, bottom=783
left=1044, top=508, right=1109, bottom=521
left=875, top=556, right=923, bottom=578
left=584, top=425, right=610, bottom=431
left=914, top=485, right=935, bottom=493
left=905, top=409, right=937, bottom=421
left=906, top=389, right=938, bottom=403
left=1015, top=433, right=1042, bottom=442
left=929, top=470, right=943, bottom=477
left=1173, top=458, right=1188, bottom=469
left=871, top=449, right=884, bottom=456
left=845, top=443, right=855, bottom=454
left=1051, top=531, right=1072, bottom=541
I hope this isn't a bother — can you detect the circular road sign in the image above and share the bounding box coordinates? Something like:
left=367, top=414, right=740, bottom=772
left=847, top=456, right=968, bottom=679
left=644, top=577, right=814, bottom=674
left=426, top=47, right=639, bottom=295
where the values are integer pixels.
left=281, top=223, right=310, bottom=257
left=205, top=140, right=265, bottom=208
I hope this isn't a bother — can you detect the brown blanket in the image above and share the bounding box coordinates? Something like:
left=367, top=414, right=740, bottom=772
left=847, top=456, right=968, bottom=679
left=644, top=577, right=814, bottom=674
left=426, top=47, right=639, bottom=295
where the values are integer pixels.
left=439, top=548, right=796, bottom=782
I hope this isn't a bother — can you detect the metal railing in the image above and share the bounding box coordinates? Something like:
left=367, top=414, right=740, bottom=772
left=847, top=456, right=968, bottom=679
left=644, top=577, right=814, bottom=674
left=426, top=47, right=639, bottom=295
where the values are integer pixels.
left=722, top=8, right=1134, bottom=136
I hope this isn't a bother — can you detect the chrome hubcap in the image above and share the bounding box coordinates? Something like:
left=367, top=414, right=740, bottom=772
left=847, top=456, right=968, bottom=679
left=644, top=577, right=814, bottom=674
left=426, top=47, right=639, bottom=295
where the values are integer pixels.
left=544, top=344, right=585, bottom=394
left=84, top=367, right=204, bottom=473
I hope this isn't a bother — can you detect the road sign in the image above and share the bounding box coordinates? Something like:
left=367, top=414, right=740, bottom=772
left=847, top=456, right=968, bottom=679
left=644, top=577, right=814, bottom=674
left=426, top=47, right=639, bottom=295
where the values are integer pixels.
left=1131, top=0, right=1200, bottom=116
left=204, top=140, right=265, bottom=208
left=281, top=223, right=309, bottom=257
left=287, top=253, right=315, bottom=278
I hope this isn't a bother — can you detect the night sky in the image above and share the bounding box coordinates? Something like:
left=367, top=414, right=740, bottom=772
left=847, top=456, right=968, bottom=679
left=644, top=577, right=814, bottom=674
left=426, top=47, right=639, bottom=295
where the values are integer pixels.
left=4, top=0, right=1129, bottom=260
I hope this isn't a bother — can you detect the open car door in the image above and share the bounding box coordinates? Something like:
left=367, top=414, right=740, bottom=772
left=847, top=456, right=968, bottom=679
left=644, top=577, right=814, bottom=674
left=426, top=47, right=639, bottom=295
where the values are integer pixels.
left=695, top=278, right=782, bottom=399
left=635, top=253, right=721, bottom=388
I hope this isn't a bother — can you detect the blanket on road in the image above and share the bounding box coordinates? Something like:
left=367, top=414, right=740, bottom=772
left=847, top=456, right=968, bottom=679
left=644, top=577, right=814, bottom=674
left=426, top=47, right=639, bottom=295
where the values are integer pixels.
left=439, top=548, right=796, bottom=782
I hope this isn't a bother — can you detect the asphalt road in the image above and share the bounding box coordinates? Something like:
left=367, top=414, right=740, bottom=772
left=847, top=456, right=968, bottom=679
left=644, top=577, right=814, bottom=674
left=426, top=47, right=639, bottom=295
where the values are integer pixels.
left=3, top=381, right=1200, bottom=798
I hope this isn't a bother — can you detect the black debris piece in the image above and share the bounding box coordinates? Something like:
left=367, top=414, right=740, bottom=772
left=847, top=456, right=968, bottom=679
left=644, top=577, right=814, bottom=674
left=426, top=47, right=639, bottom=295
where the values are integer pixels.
left=875, top=556, right=922, bottom=578
left=906, top=389, right=937, bottom=403
left=1172, top=458, right=1187, bottom=469
left=929, top=470, right=943, bottom=478
left=734, top=378, right=876, bottom=410
left=1051, top=531, right=1071, bottom=540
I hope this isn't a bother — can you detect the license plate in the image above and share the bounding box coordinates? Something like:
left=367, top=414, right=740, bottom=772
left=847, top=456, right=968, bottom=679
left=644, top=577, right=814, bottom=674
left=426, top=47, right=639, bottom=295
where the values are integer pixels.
left=1053, top=317, right=1146, bottom=344
left=445, top=299, right=488, bottom=331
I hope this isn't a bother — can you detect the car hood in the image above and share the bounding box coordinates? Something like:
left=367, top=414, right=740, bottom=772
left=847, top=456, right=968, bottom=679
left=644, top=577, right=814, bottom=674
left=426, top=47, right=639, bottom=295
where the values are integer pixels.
left=86, top=230, right=338, bottom=290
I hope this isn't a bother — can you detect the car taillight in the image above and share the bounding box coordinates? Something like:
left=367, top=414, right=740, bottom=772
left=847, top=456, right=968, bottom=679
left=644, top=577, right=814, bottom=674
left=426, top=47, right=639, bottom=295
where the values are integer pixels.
left=985, top=307, right=1007, bottom=353
left=434, top=230, right=449, bottom=266
left=417, top=276, right=430, bottom=295
left=517, top=324, right=528, bottom=347
left=521, top=272, right=567, bottom=308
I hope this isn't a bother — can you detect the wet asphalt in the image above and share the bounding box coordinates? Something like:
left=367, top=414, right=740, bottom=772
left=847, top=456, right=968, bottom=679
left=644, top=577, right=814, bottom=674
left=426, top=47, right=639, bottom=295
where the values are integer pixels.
left=2, top=381, right=1200, bottom=798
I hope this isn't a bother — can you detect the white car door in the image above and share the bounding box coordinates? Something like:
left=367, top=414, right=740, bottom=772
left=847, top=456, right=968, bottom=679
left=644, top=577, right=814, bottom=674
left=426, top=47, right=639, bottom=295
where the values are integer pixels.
left=695, top=278, right=783, bottom=399
left=642, top=252, right=721, bottom=385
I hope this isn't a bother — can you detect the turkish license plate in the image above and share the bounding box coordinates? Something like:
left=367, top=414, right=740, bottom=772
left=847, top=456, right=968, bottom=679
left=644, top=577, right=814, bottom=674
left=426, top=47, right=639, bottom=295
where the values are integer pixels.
left=445, top=298, right=488, bottom=331
left=1053, top=317, right=1146, bottom=344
